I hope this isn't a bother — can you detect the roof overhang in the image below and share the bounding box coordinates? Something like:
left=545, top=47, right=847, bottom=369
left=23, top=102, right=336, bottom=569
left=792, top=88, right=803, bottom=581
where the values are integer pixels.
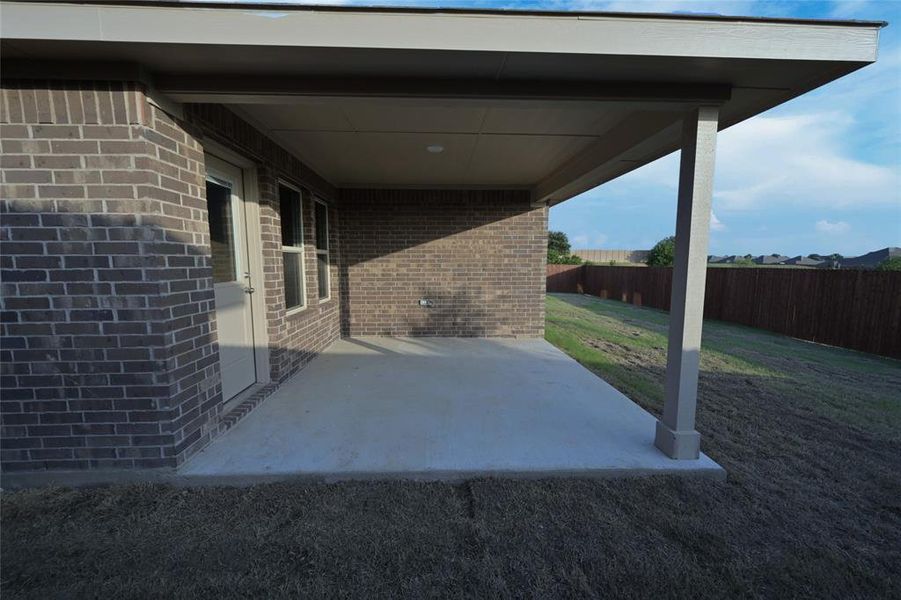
left=0, top=1, right=885, bottom=205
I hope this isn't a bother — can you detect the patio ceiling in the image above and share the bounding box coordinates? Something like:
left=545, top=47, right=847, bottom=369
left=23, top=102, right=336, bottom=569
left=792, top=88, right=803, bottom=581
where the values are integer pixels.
left=229, top=98, right=669, bottom=190
left=0, top=1, right=884, bottom=204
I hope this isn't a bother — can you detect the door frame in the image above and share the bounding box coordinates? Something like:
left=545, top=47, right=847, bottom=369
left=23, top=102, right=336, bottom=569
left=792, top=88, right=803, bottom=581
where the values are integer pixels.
left=203, top=141, right=271, bottom=394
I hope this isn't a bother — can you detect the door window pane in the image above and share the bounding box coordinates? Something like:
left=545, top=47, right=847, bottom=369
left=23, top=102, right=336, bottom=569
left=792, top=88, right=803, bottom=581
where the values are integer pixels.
left=317, top=253, right=329, bottom=299
left=207, top=179, right=236, bottom=283
left=283, top=252, right=302, bottom=310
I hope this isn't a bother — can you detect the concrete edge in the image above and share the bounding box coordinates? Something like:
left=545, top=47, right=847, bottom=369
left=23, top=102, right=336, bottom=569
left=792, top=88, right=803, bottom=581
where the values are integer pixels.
left=2, top=464, right=726, bottom=490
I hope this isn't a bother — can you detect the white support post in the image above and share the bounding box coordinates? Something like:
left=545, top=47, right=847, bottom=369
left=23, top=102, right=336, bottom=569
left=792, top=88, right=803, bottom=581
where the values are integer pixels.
left=655, top=106, right=719, bottom=460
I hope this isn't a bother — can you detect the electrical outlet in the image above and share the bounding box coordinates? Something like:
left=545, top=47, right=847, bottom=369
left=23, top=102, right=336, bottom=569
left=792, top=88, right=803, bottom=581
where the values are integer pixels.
left=419, top=298, right=434, bottom=308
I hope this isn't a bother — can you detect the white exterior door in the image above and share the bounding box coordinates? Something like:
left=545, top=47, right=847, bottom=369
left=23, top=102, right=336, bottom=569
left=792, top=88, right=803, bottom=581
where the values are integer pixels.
left=205, top=155, right=257, bottom=401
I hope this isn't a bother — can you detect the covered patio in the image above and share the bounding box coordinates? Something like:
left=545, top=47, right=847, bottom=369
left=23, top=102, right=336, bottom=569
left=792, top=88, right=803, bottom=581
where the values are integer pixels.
left=0, top=2, right=882, bottom=480
left=180, top=337, right=723, bottom=481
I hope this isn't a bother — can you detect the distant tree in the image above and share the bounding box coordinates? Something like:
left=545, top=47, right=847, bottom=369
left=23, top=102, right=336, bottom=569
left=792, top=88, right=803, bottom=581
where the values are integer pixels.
left=547, top=231, right=583, bottom=264
left=549, top=253, right=583, bottom=265
left=548, top=231, right=572, bottom=256
left=876, top=256, right=901, bottom=271
left=734, top=257, right=755, bottom=267
left=820, top=254, right=844, bottom=269
left=646, top=236, right=675, bottom=267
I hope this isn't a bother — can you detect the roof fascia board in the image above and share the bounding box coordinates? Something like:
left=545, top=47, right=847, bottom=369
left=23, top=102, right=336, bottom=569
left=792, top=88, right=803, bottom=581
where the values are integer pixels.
left=9, top=0, right=888, bottom=29
left=0, top=2, right=881, bottom=63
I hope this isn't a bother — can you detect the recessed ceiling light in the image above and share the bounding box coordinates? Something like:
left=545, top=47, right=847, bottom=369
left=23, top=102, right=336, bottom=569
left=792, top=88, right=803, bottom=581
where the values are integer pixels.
left=426, top=144, right=444, bottom=153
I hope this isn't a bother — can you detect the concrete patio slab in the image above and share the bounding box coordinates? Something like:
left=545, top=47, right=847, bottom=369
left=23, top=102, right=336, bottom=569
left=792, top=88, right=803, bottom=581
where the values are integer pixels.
left=179, top=337, right=724, bottom=482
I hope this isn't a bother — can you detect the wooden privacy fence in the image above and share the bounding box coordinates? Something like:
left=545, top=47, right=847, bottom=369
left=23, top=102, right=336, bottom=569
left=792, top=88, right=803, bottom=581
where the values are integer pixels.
left=547, top=264, right=901, bottom=358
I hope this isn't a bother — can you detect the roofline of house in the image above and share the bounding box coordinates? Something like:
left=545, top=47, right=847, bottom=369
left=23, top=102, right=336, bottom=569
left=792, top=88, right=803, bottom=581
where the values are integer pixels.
left=11, top=0, right=887, bottom=29
left=3, top=1, right=882, bottom=65
left=1, top=0, right=885, bottom=205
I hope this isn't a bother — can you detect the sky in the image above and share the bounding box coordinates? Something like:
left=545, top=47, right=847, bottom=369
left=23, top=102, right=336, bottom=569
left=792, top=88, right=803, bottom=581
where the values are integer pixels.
left=240, top=0, right=900, bottom=257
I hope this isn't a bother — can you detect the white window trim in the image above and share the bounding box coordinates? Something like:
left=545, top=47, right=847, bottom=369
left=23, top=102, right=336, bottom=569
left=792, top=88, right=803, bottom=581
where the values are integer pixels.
left=314, top=197, right=331, bottom=303
left=279, top=180, right=307, bottom=316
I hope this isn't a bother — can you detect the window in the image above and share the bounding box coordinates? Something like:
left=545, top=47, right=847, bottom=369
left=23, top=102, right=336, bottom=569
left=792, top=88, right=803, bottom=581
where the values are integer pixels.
left=314, top=199, right=330, bottom=301
left=279, top=183, right=305, bottom=312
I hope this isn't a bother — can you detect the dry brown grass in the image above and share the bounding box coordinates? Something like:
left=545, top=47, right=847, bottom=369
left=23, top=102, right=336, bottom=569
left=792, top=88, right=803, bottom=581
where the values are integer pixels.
left=2, top=295, right=899, bottom=599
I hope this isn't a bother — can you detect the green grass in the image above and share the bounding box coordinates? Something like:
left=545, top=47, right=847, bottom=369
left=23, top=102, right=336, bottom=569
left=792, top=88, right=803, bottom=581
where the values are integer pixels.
left=2, top=295, right=899, bottom=599
left=547, top=293, right=901, bottom=438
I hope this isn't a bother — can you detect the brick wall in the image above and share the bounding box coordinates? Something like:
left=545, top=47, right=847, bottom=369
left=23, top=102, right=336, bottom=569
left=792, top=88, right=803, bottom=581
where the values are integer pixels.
left=140, top=105, right=221, bottom=464
left=0, top=80, right=218, bottom=470
left=339, top=189, right=547, bottom=337
left=0, top=83, right=343, bottom=472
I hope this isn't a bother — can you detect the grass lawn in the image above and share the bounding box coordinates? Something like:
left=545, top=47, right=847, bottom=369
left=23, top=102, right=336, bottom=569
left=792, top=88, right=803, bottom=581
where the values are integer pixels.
left=3, top=293, right=900, bottom=599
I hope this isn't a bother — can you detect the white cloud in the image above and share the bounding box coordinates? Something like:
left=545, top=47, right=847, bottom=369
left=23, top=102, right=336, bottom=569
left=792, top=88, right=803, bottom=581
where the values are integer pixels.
left=717, top=112, right=897, bottom=210
left=815, top=219, right=851, bottom=234
left=571, top=232, right=609, bottom=248
left=827, top=0, right=887, bottom=19
left=710, top=211, right=725, bottom=231
left=618, top=110, right=900, bottom=212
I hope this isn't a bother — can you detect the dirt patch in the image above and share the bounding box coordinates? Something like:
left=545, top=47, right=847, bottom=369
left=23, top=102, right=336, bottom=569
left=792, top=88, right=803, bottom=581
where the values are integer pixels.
left=585, top=337, right=662, bottom=384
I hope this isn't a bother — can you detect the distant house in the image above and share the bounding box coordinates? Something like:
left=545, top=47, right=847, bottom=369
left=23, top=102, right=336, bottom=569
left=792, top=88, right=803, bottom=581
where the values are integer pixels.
left=754, top=254, right=790, bottom=265
left=706, top=248, right=898, bottom=269
left=785, top=256, right=828, bottom=267
left=842, top=247, right=901, bottom=269
left=710, top=255, right=744, bottom=264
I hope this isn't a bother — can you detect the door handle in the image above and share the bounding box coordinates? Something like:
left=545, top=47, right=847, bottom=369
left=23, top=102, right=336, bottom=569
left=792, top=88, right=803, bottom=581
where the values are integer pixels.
left=244, top=286, right=255, bottom=294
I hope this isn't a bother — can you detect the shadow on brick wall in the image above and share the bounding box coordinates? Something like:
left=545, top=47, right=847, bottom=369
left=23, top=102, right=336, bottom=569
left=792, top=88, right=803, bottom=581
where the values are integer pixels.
left=0, top=202, right=226, bottom=471
left=337, top=188, right=546, bottom=337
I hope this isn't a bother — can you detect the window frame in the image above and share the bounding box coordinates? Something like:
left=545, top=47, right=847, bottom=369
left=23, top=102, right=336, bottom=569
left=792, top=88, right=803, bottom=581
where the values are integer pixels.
left=314, top=197, right=330, bottom=303
left=279, top=180, right=307, bottom=315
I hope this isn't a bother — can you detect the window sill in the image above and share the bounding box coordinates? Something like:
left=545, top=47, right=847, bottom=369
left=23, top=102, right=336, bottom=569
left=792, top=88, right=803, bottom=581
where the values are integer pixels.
left=285, top=305, right=308, bottom=318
